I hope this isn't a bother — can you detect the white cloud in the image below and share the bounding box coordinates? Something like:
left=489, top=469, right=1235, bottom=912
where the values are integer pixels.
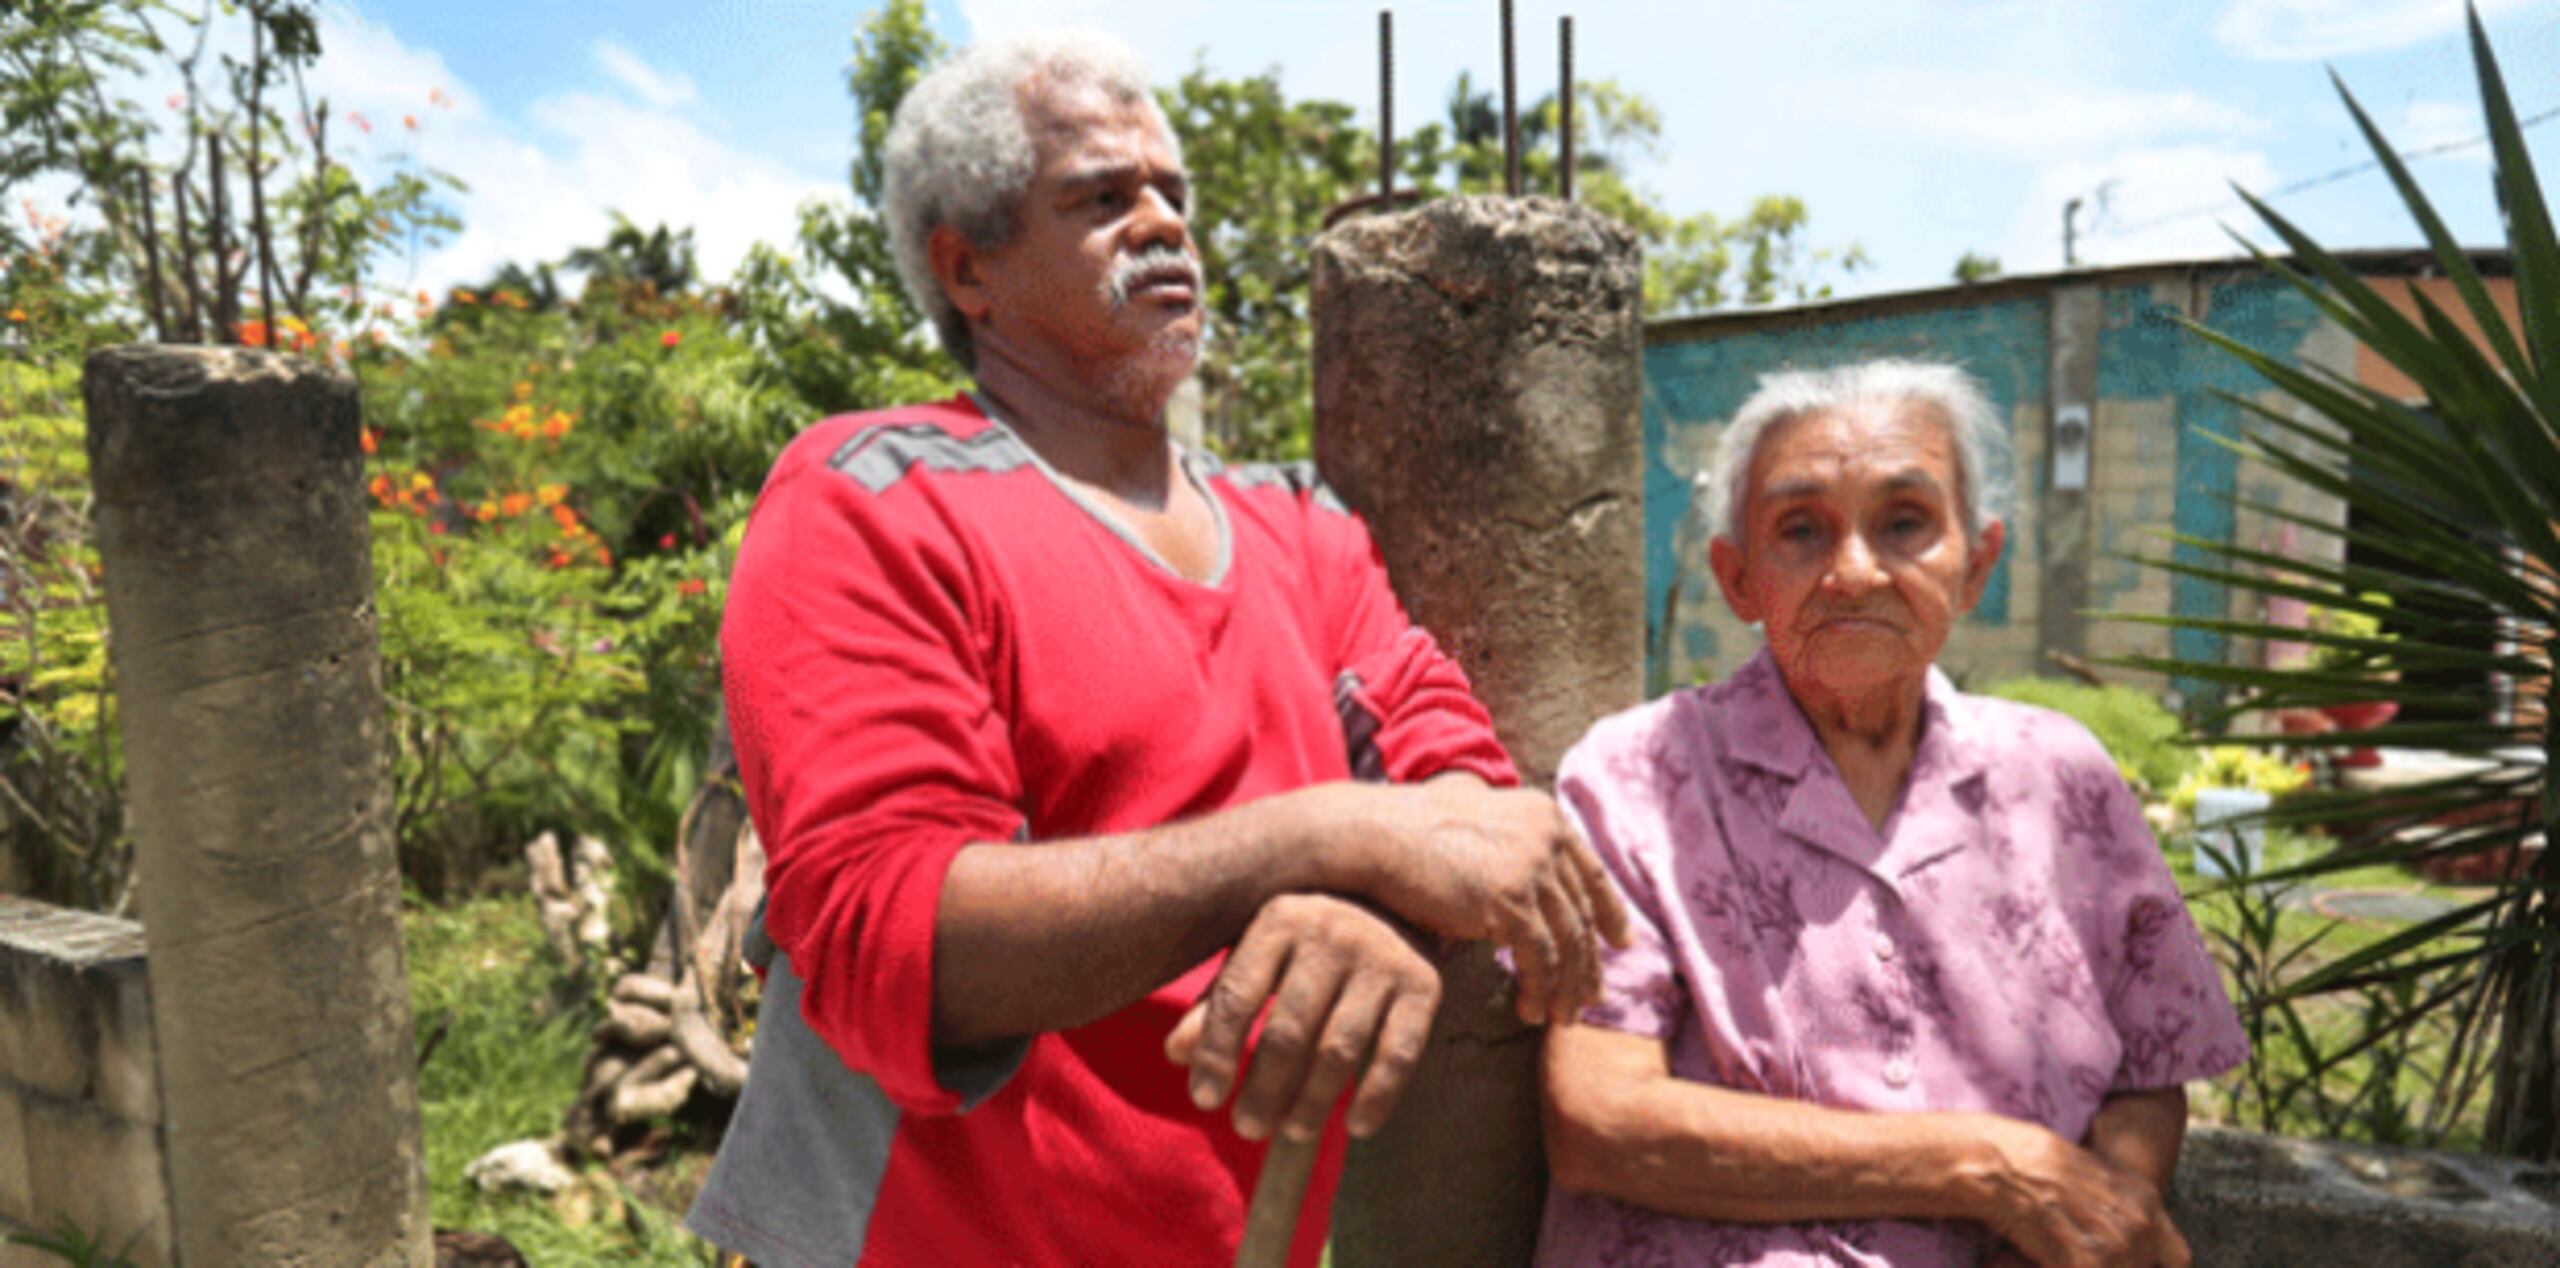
left=1843, top=74, right=2263, bottom=158
left=2212, top=0, right=2537, bottom=61
left=295, top=11, right=832, bottom=295
left=595, top=40, right=698, bottom=109
left=2005, top=145, right=2280, bottom=274
left=2396, top=98, right=2491, bottom=162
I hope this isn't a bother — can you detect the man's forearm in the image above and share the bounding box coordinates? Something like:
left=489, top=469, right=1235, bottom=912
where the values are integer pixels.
left=931, top=783, right=1357, bottom=1046
left=2085, top=1086, right=2188, bottom=1195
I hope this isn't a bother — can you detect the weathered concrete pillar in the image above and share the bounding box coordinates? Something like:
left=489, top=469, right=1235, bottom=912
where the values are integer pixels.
left=83, top=347, right=430, bottom=1267
left=1312, top=196, right=1645, bottom=1266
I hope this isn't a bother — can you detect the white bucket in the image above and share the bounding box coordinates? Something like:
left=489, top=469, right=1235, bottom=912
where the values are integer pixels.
left=2192, top=786, right=2273, bottom=879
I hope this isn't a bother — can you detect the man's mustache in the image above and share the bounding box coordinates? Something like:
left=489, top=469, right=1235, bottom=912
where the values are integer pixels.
left=1106, top=245, right=1202, bottom=309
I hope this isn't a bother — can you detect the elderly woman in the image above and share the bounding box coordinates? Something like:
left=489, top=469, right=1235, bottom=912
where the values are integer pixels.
left=1537, top=361, right=2245, bottom=1268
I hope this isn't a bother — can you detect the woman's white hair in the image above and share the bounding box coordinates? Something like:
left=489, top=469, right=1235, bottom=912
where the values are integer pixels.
left=1694, top=359, right=2013, bottom=544
left=882, top=31, right=1177, bottom=371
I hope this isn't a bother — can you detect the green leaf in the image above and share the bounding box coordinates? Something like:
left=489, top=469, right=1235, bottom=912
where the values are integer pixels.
left=2470, top=3, right=2560, bottom=389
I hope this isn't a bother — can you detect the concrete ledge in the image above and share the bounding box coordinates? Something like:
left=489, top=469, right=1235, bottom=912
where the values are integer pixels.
left=2170, top=1125, right=2560, bottom=1267
left=0, top=898, right=171, bottom=1266
left=0, top=898, right=158, bottom=1122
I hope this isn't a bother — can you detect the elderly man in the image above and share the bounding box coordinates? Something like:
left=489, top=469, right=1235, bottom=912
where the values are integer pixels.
left=1535, top=361, right=2245, bottom=1267
left=684, top=30, right=1625, bottom=1268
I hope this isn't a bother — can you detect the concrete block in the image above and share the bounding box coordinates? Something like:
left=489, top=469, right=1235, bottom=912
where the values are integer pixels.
left=0, top=1085, right=28, bottom=1226
left=21, top=1091, right=173, bottom=1268
left=2170, top=1126, right=2560, bottom=1267
left=0, top=899, right=155, bottom=1121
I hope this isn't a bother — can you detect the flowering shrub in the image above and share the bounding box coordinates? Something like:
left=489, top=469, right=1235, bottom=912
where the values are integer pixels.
left=2169, top=745, right=2314, bottom=818
left=349, top=284, right=783, bottom=904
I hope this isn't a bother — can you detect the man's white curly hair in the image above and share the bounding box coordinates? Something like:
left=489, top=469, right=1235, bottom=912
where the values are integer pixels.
left=882, top=30, right=1179, bottom=370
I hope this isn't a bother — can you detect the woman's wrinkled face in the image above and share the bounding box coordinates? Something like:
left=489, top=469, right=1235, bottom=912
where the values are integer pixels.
left=1709, top=400, right=2006, bottom=697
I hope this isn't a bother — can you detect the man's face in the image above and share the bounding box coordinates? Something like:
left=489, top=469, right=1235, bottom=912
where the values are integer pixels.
left=972, top=76, right=1203, bottom=391
left=1708, top=400, right=2005, bottom=696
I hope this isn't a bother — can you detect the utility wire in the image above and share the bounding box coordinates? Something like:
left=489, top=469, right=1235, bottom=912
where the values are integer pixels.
left=2096, top=103, right=2560, bottom=239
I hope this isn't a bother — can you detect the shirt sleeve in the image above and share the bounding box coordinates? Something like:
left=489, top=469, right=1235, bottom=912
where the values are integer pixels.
left=1555, top=732, right=1684, bottom=1040
left=1311, top=494, right=1518, bottom=788
left=2077, top=757, right=2251, bottom=1092
left=721, top=447, right=1029, bottom=1118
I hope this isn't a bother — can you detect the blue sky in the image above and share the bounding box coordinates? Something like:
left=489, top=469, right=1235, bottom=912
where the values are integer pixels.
left=264, top=0, right=2560, bottom=299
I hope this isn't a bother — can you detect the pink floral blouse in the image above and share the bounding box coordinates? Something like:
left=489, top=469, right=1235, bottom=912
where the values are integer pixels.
left=1536, top=651, right=2247, bottom=1267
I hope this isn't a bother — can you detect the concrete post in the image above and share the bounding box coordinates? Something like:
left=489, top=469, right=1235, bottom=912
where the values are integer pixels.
left=83, top=346, right=430, bottom=1267
left=2039, top=284, right=2101, bottom=669
left=1311, top=196, right=1645, bottom=1266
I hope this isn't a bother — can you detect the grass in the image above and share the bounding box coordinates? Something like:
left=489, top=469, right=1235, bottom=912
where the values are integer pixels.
left=407, top=895, right=715, bottom=1266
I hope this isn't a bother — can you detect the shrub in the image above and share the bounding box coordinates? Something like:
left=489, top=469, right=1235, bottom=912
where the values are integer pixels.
left=1975, top=676, right=2193, bottom=794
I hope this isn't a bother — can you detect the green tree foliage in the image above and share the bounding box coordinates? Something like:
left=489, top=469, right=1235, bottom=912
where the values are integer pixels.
left=1953, top=250, right=2002, bottom=284
left=1158, top=65, right=1372, bottom=459
left=1, top=0, right=459, bottom=344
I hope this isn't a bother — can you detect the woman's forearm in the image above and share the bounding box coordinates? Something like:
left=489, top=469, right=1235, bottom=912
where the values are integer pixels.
left=2084, top=1086, right=2189, bottom=1195
left=1541, top=1024, right=2016, bottom=1226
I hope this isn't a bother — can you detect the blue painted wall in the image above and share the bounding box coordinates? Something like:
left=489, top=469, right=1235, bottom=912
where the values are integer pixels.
left=2092, top=275, right=2327, bottom=697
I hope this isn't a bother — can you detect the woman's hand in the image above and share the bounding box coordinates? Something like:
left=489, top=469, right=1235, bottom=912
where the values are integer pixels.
left=1166, top=893, right=1442, bottom=1142
left=1970, top=1118, right=2190, bottom=1268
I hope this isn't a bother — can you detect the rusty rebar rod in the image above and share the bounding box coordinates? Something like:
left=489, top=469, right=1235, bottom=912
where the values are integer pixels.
left=135, top=168, right=170, bottom=342
left=171, top=170, right=205, bottom=343
left=1379, top=10, right=1395, bottom=199
left=248, top=16, right=277, bottom=345
left=1500, top=0, right=1520, bottom=197
left=1559, top=16, right=1575, bottom=202
left=206, top=129, right=233, bottom=343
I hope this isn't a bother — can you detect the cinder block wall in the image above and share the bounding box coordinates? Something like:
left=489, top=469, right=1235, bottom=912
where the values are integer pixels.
left=0, top=897, right=173, bottom=1267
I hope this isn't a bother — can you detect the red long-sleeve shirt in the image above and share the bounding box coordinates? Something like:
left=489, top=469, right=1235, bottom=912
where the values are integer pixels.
left=688, top=396, right=1515, bottom=1268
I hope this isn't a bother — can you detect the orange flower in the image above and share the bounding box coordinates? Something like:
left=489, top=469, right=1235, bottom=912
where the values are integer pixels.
left=540, top=412, right=572, bottom=440
left=236, top=319, right=269, bottom=347
left=677, top=577, right=707, bottom=597
left=501, top=492, right=533, bottom=517
left=512, top=380, right=533, bottom=401
left=473, top=501, right=498, bottom=522
left=594, top=547, right=613, bottom=568
left=402, top=114, right=418, bottom=130
left=454, top=289, right=478, bottom=306
left=428, top=520, right=447, bottom=536
left=359, top=428, right=378, bottom=455
left=659, top=330, right=682, bottom=348
left=548, top=550, right=573, bottom=569
left=550, top=504, right=580, bottom=532
left=416, top=290, right=432, bottom=307
left=5, top=308, right=24, bottom=323
left=368, top=473, right=393, bottom=502
left=536, top=483, right=567, bottom=507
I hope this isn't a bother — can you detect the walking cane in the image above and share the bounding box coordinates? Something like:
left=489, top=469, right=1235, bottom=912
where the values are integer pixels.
left=1234, top=1132, right=1325, bottom=1268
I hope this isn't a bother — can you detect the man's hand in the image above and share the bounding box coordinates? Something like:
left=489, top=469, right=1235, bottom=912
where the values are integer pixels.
left=1165, top=893, right=1441, bottom=1142
left=1970, top=1118, right=2191, bottom=1268
left=1335, top=777, right=1631, bottom=1026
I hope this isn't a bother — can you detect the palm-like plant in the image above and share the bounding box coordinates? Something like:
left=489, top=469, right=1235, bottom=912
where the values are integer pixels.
left=2112, top=4, right=2556, bottom=1161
